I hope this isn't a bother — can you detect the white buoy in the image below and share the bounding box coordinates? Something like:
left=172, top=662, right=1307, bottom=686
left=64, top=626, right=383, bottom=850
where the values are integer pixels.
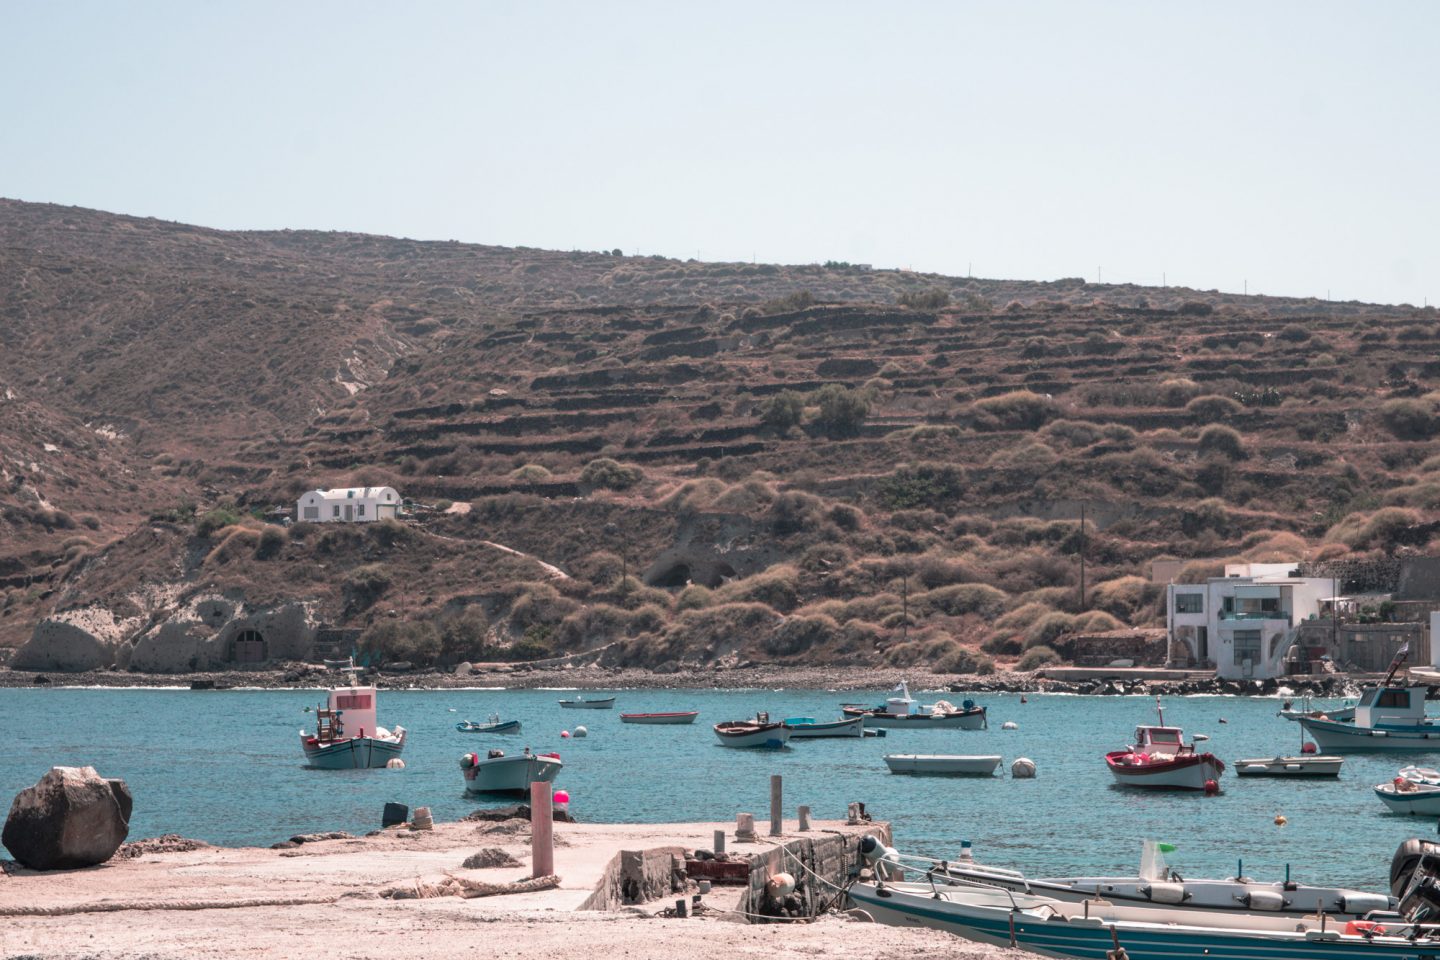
left=1011, top=757, right=1037, bottom=778
left=765, top=872, right=796, bottom=899
left=573, top=725, right=588, bottom=738
left=1001, top=721, right=1019, bottom=730
left=386, top=758, right=406, bottom=770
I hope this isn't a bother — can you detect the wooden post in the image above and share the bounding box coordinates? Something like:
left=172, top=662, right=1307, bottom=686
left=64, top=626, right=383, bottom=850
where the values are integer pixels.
left=713, top=828, right=726, bottom=855
left=530, top=781, right=554, bottom=878
left=797, top=805, right=811, bottom=831
left=770, top=775, right=783, bottom=836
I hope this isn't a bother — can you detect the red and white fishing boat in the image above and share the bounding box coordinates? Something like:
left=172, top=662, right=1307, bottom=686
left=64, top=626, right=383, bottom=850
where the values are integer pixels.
left=1106, top=700, right=1224, bottom=792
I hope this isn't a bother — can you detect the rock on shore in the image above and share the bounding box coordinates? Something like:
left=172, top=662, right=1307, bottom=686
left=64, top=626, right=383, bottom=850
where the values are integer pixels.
left=3, top=765, right=132, bottom=870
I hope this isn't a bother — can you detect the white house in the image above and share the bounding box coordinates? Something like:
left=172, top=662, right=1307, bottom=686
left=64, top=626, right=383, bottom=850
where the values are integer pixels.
left=296, top=487, right=401, bottom=524
left=1165, top=562, right=1331, bottom=680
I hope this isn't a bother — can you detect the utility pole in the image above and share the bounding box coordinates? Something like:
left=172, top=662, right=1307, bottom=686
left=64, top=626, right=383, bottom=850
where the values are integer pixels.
left=901, top=573, right=910, bottom=644
left=1078, top=504, right=1087, bottom=611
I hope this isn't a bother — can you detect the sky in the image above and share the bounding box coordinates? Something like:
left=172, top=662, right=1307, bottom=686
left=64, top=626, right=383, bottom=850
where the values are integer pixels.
left=2, top=2, right=1436, bottom=305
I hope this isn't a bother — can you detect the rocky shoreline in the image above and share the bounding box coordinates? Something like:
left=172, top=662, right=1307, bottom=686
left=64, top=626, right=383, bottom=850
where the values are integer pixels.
left=0, top=662, right=1357, bottom=697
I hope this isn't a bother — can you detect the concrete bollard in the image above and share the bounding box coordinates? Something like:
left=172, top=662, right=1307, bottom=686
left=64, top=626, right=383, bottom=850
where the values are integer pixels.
left=530, top=781, right=554, bottom=878
left=797, top=805, right=811, bottom=832
left=736, top=812, right=756, bottom=841
left=770, top=774, right=783, bottom=836
left=713, top=828, right=726, bottom=855
left=675, top=897, right=689, bottom=918
left=847, top=802, right=862, bottom=825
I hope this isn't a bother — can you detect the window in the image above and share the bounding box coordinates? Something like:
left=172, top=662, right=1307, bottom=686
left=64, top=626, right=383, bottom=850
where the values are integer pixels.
left=332, top=505, right=340, bottom=518
left=335, top=694, right=372, bottom=710
left=1232, top=629, right=1262, bottom=663
left=303, top=506, right=319, bottom=520
left=385, top=492, right=392, bottom=500
left=1175, top=593, right=1204, bottom=614
left=1378, top=689, right=1411, bottom=709
left=357, top=504, right=365, bottom=517
left=347, top=490, right=355, bottom=498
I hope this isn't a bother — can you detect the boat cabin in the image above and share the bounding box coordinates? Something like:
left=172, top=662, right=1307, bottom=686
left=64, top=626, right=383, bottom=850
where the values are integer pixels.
left=1354, top=686, right=1428, bottom=727
left=315, top=684, right=378, bottom=742
left=1132, top=726, right=1194, bottom=757
left=883, top=682, right=921, bottom=716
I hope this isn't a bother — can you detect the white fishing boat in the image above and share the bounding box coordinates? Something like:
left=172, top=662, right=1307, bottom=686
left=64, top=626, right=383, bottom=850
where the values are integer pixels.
left=558, top=695, right=616, bottom=709
left=1375, top=766, right=1440, bottom=815
left=1234, top=755, right=1344, bottom=777
left=620, top=711, right=699, bottom=725
left=883, top=754, right=1002, bottom=776
left=460, top=747, right=562, bottom=794
left=886, top=838, right=1394, bottom=921
left=782, top=716, right=865, bottom=738
left=841, top=682, right=987, bottom=730
left=1298, top=647, right=1440, bottom=752
left=713, top=714, right=792, bottom=748
left=299, top=661, right=406, bottom=769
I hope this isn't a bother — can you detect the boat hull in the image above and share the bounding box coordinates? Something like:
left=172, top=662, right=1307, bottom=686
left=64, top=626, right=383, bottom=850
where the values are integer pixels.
left=621, top=712, right=699, bottom=725
left=463, top=755, right=562, bottom=794
left=713, top=723, right=792, bottom=748
left=559, top=698, right=615, bottom=709
left=1299, top=716, right=1440, bottom=752
left=301, top=732, right=406, bottom=769
left=1234, top=756, right=1343, bottom=777
left=842, top=707, right=987, bottom=730
left=1106, top=751, right=1224, bottom=790
left=1375, top=783, right=1440, bottom=815
left=783, top=716, right=865, bottom=738
left=884, top=754, right=1001, bottom=776
left=457, top=720, right=522, bottom=734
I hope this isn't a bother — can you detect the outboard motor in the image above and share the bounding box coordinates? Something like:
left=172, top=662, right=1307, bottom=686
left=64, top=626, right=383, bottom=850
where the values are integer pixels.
left=1393, top=839, right=1440, bottom=920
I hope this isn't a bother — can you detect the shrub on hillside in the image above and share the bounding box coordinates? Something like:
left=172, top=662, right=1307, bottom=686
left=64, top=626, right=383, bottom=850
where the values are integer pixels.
left=1017, top=645, right=1062, bottom=671
left=914, top=553, right=983, bottom=588
left=759, top=390, right=806, bottom=432
left=509, top=463, right=553, bottom=483
left=254, top=524, right=287, bottom=560
left=1186, top=395, right=1242, bottom=422
left=1277, top=323, right=1312, bottom=342
left=1175, top=559, right=1227, bottom=583
left=987, top=441, right=1059, bottom=470
left=343, top=564, right=392, bottom=610
left=1326, top=508, right=1422, bottom=551
left=763, top=615, right=840, bottom=656
left=1197, top=424, right=1245, bottom=459
left=580, top=458, right=644, bottom=490
left=1177, top=301, right=1214, bottom=316
left=677, top=584, right=714, bottom=611
left=1180, top=498, right=1229, bottom=536
left=921, top=583, right=1008, bottom=618
left=877, top=462, right=965, bottom=512
left=716, top=566, right=801, bottom=613
left=553, top=604, right=636, bottom=650
left=768, top=491, right=825, bottom=536
left=899, top=288, right=951, bottom=310
left=666, top=602, right=783, bottom=652
left=368, top=517, right=413, bottom=549
left=1041, top=420, right=1103, bottom=448
left=812, top=384, right=872, bottom=438
left=1380, top=398, right=1439, bottom=440
left=1023, top=611, right=1077, bottom=649
left=1089, top=576, right=1153, bottom=623
left=509, top=582, right=580, bottom=629
left=440, top=606, right=491, bottom=661
left=195, top=506, right=242, bottom=539
left=360, top=619, right=441, bottom=666
left=982, top=633, right=1022, bottom=656
left=973, top=390, right=1057, bottom=431
left=1073, top=610, right=1126, bottom=632
left=995, top=601, right=1054, bottom=634
left=761, top=290, right=815, bottom=314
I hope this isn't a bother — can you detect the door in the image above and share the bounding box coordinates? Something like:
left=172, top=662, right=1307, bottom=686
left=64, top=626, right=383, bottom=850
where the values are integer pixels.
left=1197, top=626, right=1208, bottom=661
left=344, top=505, right=354, bottom=521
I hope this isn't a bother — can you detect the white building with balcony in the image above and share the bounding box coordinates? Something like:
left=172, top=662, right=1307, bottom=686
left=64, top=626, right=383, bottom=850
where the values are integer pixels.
left=1165, top=562, right=1331, bottom=680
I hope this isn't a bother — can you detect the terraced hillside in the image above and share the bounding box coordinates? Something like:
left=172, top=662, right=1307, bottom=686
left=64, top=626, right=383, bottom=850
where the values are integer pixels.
left=2, top=200, right=1438, bottom=670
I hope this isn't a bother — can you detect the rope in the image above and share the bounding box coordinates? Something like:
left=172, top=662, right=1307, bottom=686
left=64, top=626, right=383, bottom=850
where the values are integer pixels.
left=380, top=873, right=560, bottom=900
left=0, top=894, right=343, bottom=916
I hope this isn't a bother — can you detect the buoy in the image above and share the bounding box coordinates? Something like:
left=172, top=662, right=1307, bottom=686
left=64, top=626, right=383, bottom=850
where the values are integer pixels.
left=1011, top=757, right=1037, bottom=779
left=386, top=758, right=405, bottom=769
left=573, top=725, right=588, bottom=738
left=1001, top=721, right=1019, bottom=731
left=1274, top=814, right=1288, bottom=827
left=1219, top=718, right=1228, bottom=724
left=1020, top=695, right=1028, bottom=704
left=561, top=730, right=571, bottom=739
left=552, top=789, right=570, bottom=806
left=1301, top=741, right=1318, bottom=755
left=1203, top=779, right=1220, bottom=795
left=459, top=753, right=478, bottom=769
left=766, top=872, right=797, bottom=899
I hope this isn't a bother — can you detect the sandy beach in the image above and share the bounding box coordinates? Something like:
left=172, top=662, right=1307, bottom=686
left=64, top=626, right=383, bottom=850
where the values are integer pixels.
left=0, top=817, right=1008, bottom=960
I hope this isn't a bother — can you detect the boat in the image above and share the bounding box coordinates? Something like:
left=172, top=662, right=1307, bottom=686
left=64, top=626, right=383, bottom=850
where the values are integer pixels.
left=782, top=716, right=865, bottom=738
left=620, top=711, right=699, bottom=725
left=1105, top=698, right=1224, bottom=791
left=558, top=695, right=616, bottom=709
left=847, top=874, right=1426, bottom=960
left=1234, top=755, right=1344, bottom=777
left=1375, top=766, right=1440, bottom=815
left=713, top=713, right=792, bottom=748
left=883, top=754, right=1002, bottom=776
left=299, top=660, right=407, bottom=769
left=1297, top=647, right=1440, bottom=752
left=900, top=838, right=1394, bottom=921
left=460, top=747, right=562, bottom=794
left=841, top=682, right=987, bottom=730
left=456, top=714, right=522, bottom=734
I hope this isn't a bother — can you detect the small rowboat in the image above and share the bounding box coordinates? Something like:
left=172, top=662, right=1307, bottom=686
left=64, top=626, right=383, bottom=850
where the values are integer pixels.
left=1233, top=755, right=1343, bottom=777
left=884, top=754, right=1002, bottom=776
left=558, top=696, right=616, bottom=709
left=783, top=716, right=865, bottom=738
left=714, top=714, right=792, bottom=749
left=621, top=711, right=699, bottom=725
left=456, top=717, right=522, bottom=734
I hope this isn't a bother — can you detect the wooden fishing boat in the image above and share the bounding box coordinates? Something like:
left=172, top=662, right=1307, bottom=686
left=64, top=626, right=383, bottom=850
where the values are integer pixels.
left=1234, top=755, right=1343, bottom=777
left=460, top=748, right=562, bottom=794
left=841, top=682, right=987, bottom=730
left=299, top=661, right=407, bottom=769
left=1106, top=700, right=1224, bottom=791
left=620, top=711, right=699, bottom=725
left=558, top=695, right=616, bottom=709
left=714, top=714, right=792, bottom=748
left=884, top=754, right=1002, bottom=776
left=456, top=715, right=522, bottom=734
left=782, top=716, right=865, bottom=738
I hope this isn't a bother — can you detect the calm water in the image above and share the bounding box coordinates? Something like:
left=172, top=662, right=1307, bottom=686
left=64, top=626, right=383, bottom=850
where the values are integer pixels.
left=0, top=687, right=1429, bottom=888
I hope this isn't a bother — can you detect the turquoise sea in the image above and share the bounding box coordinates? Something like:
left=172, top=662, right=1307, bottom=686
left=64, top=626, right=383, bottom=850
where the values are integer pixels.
left=0, top=687, right=1429, bottom=889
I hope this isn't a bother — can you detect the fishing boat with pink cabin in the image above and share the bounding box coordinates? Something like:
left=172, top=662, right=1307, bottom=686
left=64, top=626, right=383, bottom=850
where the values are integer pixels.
left=300, top=661, right=407, bottom=769
left=1106, top=699, right=1224, bottom=792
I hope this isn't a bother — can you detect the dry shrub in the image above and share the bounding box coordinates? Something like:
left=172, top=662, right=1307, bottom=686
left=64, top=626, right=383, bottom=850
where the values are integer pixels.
left=715, top=565, right=802, bottom=612
left=553, top=604, right=637, bottom=649
left=1073, top=610, right=1125, bottom=632
left=360, top=619, right=440, bottom=666
left=1325, top=508, right=1423, bottom=550
left=920, top=583, right=1008, bottom=619
left=884, top=635, right=995, bottom=674
left=715, top=478, right=780, bottom=514
left=677, top=585, right=714, bottom=611
left=995, top=601, right=1054, bottom=633
left=203, top=526, right=260, bottom=566
left=572, top=551, right=625, bottom=587
left=1186, top=395, right=1242, bottom=422
left=764, top=615, right=840, bottom=656
left=510, top=464, right=552, bottom=482
left=659, top=478, right=727, bottom=512
left=1017, top=645, right=1062, bottom=671
left=1379, top=397, right=1439, bottom=440
left=1243, top=531, right=1310, bottom=561
left=1313, top=542, right=1350, bottom=561
left=368, top=518, right=413, bottom=549
left=1383, top=481, right=1440, bottom=510
left=1041, top=420, right=1104, bottom=448
left=1088, top=576, right=1155, bottom=623
left=982, top=633, right=1022, bottom=656
left=987, top=442, right=1059, bottom=469
left=342, top=563, right=392, bottom=610
left=808, top=592, right=902, bottom=625
left=254, top=524, right=287, bottom=560
left=973, top=390, right=1058, bottom=431
left=591, top=577, right=673, bottom=612
left=509, top=582, right=580, bottom=629
left=767, top=491, right=825, bottom=536
left=914, top=552, right=984, bottom=588
left=1175, top=559, right=1226, bottom=583
left=667, top=602, right=782, bottom=653
left=798, top=543, right=853, bottom=573
left=1197, top=424, right=1245, bottom=459
left=1023, top=611, right=1077, bottom=649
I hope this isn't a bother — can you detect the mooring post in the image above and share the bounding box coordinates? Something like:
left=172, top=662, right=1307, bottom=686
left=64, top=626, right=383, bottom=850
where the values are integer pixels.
left=530, top=781, right=554, bottom=878
left=797, top=805, right=811, bottom=832
left=675, top=897, right=689, bottom=918
left=736, top=812, right=756, bottom=841
left=770, top=774, right=783, bottom=836
left=713, top=828, right=726, bottom=855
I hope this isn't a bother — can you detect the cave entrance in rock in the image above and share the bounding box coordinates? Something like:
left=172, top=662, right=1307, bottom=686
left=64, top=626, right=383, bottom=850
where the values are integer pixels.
left=650, top=563, right=692, bottom=588
left=703, top=563, right=737, bottom=588
left=232, top=629, right=267, bottom=663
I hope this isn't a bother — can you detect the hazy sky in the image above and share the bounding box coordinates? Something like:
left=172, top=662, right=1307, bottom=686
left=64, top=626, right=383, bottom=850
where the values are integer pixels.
left=3, top=2, right=1436, bottom=305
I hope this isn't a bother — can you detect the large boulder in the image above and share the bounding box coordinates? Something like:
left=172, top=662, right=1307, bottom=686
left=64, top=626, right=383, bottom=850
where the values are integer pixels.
left=3, top=766, right=132, bottom=869
left=11, top=610, right=127, bottom=672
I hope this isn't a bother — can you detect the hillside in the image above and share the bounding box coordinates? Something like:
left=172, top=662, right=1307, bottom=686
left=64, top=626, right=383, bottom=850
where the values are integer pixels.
left=3, top=199, right=1438, bottom=672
